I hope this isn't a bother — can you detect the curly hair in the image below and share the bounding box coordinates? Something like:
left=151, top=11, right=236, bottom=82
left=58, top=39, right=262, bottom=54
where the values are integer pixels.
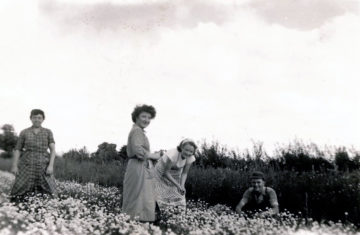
left=30, top=109, right=45, bottom=119
left=131, top=104, right=156, bottom=123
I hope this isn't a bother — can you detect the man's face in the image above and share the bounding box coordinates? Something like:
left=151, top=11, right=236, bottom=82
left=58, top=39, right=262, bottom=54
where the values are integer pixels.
left=251, top=178, right=265, bottom=192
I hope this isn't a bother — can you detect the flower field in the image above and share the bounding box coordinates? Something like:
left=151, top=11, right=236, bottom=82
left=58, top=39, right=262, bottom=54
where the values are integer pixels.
left=0, top=171, right=358, bottom=235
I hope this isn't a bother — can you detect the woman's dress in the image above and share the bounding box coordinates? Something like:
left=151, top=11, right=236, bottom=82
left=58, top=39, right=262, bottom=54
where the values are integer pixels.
left=10, top=126, right=57, bottom=197
left=122, top=124, right=155, bottom=221
left=153, top=148, right=195, bottom=210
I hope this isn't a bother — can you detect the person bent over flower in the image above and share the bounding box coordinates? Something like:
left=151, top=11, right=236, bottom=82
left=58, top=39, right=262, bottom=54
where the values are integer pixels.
left=236, top=171, right=279, bottom=215
left=153, top=138, right=197, bottom=211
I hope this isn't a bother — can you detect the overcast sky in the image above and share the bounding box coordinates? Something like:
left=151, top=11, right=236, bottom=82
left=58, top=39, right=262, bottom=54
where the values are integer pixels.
left=1, top=0, right=359, bottom=155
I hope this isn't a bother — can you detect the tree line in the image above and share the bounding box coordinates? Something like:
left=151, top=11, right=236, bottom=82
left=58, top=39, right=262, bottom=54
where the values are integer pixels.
left=1, top=124, right=359, bottom=172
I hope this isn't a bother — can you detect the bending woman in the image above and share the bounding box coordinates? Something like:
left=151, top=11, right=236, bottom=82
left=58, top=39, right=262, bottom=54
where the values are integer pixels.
left=153, top=138, right=197, bottom=210
left=10, top=109, right=57, bottom=201
left=122, top=105, right=161, bottom=222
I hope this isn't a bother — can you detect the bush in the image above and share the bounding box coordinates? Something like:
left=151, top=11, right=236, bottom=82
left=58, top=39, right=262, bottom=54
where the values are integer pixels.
left=0, top=157, right=13, bottom=171
left=0, top=124, right=18, bottom=158
left=335, top=148, right=360, bottom=171
left=61, top=144, right=128, bottom=164
left=194, top=140, right=358, bottom=172
left=62, top=147, right=90, bottom=161
left=91, top=142, right=119, bottom=163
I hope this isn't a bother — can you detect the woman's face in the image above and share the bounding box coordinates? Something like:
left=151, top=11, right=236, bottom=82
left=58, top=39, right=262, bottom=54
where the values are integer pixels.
left=135, top=112, right=152, bottom=129
left=181, top=144, right=195, bottom=158
left=31, top=114, right=44, bottom=127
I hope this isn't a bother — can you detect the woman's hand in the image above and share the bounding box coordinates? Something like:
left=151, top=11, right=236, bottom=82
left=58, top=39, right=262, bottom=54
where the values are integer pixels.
left=10, top=165, right=18, bottom=176
left=177, top=185, right=186, bottom=195
left=147, top=159, right=154, bottom=169
left=147, top=152, right=162, bottom=160
left=46, top=165, right=54, bottom=176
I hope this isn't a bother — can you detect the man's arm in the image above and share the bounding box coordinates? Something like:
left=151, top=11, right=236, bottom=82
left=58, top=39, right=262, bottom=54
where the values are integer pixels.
left=236, top=189, right=250, bottom=215
left=268, top=188, right=279, bottom=214
left=236, top=198, right=248, bottom=214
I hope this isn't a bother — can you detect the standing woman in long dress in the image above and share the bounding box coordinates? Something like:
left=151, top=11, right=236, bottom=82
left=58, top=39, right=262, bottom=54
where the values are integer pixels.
left=10, top=109, right=57, bottom=201
left=153, top=138, right=197, bottom=210
left=122, top=105, right=161, bottom=222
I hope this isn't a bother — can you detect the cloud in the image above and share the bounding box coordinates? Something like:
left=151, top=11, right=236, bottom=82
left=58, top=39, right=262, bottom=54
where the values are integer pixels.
left=39, top=0, right=235, bottom=36
left=39, top=0, right=360, bottom=36
left=248, top=0, right=359, bottom=30
left=2, top=0, right=360, bottom=153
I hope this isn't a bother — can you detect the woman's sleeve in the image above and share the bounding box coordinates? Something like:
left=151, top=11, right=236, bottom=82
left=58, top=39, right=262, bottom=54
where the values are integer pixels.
left=130, top=129, right=149, bottom=159
left=162, top=149, right=178, bottom=164
left=48, top=129, right=55, bottom=145
left=14, top=130, right=25, bottom=151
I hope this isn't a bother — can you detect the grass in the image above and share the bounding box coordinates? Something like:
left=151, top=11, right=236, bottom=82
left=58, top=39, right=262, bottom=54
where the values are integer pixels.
left=0, top=157, right=126, bottom=189
left=0, top=158, right=12, bottom=172
left=54, top=157, right=126, bottom=189
left=1, top=170, right=358, bottom=235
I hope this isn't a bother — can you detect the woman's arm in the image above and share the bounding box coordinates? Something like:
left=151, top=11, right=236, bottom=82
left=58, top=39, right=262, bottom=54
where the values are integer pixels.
left=10, top=150, right=21, bottom=175
left=131, top=129, right=149, bottom=161
left=146, top=151, right=162, bottom=169
left=163, top=157, right=182, bottom=190
left=180, top=163, right=192, bottom=188
left=46, top=143, right=56, bottom=175
left=131, top=129, right=163, bottom=163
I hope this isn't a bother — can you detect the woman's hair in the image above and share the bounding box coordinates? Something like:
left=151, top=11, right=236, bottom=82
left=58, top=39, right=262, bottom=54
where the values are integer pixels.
left=131, top=105, right=156, bottom=123
left=177, top=138, right=198, bottom=152
left=30, top=109, right=45, bottom=119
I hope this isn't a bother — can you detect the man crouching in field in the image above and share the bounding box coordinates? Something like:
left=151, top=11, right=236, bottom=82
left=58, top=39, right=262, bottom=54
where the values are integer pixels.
left=236, top=171, right=279, bottom=215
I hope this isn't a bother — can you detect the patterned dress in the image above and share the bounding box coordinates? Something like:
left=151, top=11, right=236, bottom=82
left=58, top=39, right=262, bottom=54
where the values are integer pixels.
left=153, top=148, right=195, bottom=210
left=122, top=124, right=156, bottom=222
left=10, top=126, right=57, bottom=198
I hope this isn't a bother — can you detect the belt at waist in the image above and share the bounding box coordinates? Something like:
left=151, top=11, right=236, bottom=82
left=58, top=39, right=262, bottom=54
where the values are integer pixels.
left=22, top=150, right=49, bottom=154
left=129, top=155, right=143, bottom=160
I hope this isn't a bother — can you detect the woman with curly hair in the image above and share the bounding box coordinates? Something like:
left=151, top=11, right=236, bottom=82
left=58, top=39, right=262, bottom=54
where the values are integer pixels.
left=122, top=104, right=162, bottom=222
left=10, top=109, right=57, bottom=201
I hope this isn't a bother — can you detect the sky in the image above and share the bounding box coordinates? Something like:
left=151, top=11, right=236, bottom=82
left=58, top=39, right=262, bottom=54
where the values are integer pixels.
left=1, top=0, right=359, bottom=155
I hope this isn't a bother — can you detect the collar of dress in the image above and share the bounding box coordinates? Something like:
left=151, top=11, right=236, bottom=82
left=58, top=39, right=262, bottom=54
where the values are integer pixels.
left=133, top=124, right=145, bottom=133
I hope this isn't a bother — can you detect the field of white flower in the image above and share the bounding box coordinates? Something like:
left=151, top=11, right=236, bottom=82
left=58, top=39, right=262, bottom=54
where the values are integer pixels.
left=0, top=170, right=358, bottom=235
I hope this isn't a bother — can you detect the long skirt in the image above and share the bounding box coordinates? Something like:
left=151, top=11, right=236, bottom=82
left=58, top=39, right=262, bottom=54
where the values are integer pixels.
left=10, top=152, right=57, bottom=198
left=153, top=160, right=186, bottom=211
left=122, top=158, right=156, bottom=221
